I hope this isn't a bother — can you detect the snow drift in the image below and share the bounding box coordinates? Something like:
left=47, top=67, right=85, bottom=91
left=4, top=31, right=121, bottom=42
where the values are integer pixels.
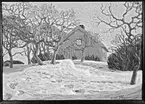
left=3, top=59, right=142, bottom=100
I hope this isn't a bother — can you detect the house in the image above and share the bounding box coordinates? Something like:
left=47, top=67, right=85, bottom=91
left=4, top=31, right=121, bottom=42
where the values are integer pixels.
left=57, top=25, right=109, bottom=61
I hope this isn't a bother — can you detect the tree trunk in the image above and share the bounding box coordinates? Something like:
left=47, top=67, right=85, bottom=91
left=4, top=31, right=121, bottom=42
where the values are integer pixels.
left=34, top=54, right=44, bottom=65
left=130, top=65, right=138, bottom=85
left=42, top=46, right=49, bottom=61
left=68, top=48, right=72, bottom=60
left=50, top=46, right=59, bottom=64
left=45, top=46, right=50, bottom=61
left=130, top=54, right=140, bottom=85
left=34, top=44, right=44, bottom=65
left=51, top=49, right=57, bottom=64
left=27, top=46, right=31, bottom=65
left=124, top=55, right=130, bottom=71
left=27, top=52, right=31, bottom=65
left=8, top=51, right=13, bottom=68
left=81, top=49, right=85, bottom=62
left=129, top=59, right=135, bottom=71
left=39, top=44, right=42, bottom=55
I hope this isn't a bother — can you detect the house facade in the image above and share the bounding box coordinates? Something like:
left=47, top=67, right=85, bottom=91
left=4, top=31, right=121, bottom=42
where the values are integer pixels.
left=57, top=25, right=108, bottom=61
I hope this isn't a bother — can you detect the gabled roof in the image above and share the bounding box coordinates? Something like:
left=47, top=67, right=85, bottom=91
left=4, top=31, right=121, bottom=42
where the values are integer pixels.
left=67, top=25, right=109, bottom=52
left=98, top=42, right=109, bottom=52
left=65, top=25, right=89, bottom=37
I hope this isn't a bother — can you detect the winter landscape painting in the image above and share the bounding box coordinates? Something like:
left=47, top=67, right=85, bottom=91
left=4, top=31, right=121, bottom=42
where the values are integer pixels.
left=2, top=2, right=142, bottom=100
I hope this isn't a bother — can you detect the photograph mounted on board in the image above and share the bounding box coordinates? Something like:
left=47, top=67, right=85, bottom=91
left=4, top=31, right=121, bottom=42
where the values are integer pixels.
left=2, top=2, right=142, bottom=100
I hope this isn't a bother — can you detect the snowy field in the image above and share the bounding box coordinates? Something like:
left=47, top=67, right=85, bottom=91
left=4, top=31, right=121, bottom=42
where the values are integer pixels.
left=3, top=59, right=142, bottom=100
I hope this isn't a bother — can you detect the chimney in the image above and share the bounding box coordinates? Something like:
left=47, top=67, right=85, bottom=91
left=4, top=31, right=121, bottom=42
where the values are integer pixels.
left=79, top=25, right=85, bottom=29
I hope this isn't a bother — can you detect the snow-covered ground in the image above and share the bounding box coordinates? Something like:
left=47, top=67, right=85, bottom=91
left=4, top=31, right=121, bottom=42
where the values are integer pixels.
left=3, top=59, right=142, bottom=100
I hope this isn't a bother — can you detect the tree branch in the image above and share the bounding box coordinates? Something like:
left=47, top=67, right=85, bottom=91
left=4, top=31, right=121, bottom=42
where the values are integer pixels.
left=12, top=50, right=25, bottom=56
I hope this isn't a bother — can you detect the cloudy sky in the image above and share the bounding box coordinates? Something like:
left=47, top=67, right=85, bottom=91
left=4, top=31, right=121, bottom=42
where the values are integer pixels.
left=3, top=2, right=129, bottom=64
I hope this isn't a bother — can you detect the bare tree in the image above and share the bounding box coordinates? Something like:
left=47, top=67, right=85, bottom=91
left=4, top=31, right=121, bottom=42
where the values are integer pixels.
left=39, top=42, right=50, bottom=61
left=23, top=44, right=32, bottom=64
left=3, top=3, right=46, bottom=65
left=3, top=15, right=26, bottom=68
left=95, top=2, right=142, bottom=85
left=3, top=3, right=79, bottom=65
left=2, top=47, right=8, bottom=57
left=38, top=4, right=80, bottom=64
left=71, top=34, right=91, bottom=62
left=64, top=29, right=97, bottom=63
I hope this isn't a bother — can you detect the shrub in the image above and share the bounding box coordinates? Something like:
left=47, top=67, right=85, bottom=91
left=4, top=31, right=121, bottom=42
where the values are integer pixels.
left=72, top=55, right=77, bottom=60
left=107, top=53, right=123, bottom=70
left=31, top=53, right=66, bottom=63
left=31, top=57, right=37, bottom=63
left=107, top=43, right=141, bottom=71
left=85, top=55, right=101, bottom=61
left=4, top=60, right=24, bottom=64
left=31, top=53, right=51, bottom=63
left=56, top=54, right=65, bottom=60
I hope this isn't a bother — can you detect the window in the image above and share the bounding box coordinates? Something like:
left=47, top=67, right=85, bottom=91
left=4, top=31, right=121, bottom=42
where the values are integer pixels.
left=76, top=39, right=82, bottom=46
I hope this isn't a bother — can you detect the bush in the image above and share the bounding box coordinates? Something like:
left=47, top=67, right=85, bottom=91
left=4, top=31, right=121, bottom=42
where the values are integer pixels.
left=107, top=43, right=141, bottom=71
left=3, top=60, right=24, bottom=66
left=72, top=56, right=77, bottom=60
left=56, top=54, right=65, bottom=60
left=107, top=53, right=123, bottom=70
left=4, top=60, right=24, bottom=64
left=85, top=55, right=100, bottom=61
left=31, top=53, right=66, bottom=63
left=31, top=53, right=51, bottom=63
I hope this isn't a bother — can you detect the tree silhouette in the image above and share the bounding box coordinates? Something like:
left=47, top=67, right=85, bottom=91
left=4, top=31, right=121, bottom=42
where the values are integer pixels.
left=38, top=4, right=80, bottom=64
left=95, top=2, right=142, bottom=85
left=2, top=15, right=26, bottom=68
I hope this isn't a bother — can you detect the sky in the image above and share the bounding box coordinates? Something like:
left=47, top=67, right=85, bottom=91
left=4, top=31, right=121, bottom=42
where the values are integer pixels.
left=31, top=2, right=118, bottom=45
left=3, top=2, right=135, bottom=64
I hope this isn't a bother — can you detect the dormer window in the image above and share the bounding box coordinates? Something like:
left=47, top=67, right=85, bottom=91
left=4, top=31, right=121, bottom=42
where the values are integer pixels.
left=76, top=39, right=82, bottom=46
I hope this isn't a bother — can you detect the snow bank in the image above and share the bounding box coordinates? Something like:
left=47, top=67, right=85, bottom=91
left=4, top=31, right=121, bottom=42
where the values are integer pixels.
left=3, top=59, right=142, bottom=100
left=58, top=59, right=91, bottom=77
left=3, top=59, right=91, bottom=100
